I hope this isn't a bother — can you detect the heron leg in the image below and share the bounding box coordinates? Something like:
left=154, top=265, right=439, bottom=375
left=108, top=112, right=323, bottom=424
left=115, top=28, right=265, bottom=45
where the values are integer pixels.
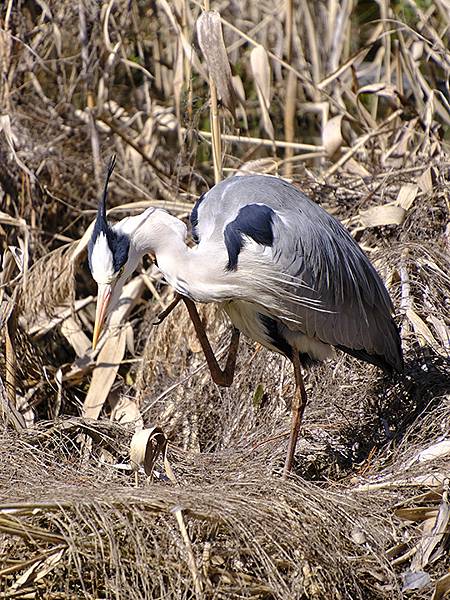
left=153, top=294, right=182, bottom=325
left=183, top=298, right=240, bottom=387
left=283, top=352, right=308, bottom=478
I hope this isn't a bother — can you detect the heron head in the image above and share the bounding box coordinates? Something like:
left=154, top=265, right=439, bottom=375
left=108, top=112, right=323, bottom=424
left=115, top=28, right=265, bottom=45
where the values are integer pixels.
left=88, top=157, right=130, bottom=350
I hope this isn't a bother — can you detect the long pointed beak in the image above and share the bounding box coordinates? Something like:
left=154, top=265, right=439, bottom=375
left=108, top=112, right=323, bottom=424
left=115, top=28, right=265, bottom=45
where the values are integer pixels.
left=92, top=283, right=112, bottom=350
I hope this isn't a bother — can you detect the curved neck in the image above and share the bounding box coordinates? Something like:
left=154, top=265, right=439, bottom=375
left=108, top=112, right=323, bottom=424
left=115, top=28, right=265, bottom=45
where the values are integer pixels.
left=130, top=211, right=188, bottom=288
left=129, top=209, right=231, bottom=302
left=147, top=232, right=192, bottom=296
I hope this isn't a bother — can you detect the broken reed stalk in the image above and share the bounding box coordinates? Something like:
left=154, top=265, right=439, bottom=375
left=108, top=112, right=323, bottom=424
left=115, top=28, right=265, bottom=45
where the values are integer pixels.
left=185, top=129, right=322, bottom=151
left=1, top=0, right=14, bottom=113
left=78, top=0, right=101, bottom=189
left=5, top=308, right=17, bottom=416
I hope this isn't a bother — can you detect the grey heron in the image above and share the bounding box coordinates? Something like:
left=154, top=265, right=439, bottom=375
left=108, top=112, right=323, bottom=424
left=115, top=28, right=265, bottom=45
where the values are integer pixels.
left=88, top=158, right=403, bottom=476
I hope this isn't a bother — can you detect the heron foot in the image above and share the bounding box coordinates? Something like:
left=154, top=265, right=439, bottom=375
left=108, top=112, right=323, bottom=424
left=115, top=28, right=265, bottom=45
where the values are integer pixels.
left=153, top=294, right=181, bottom=325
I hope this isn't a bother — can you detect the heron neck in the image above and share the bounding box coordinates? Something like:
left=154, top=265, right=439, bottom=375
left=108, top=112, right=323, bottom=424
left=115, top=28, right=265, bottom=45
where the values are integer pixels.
left=132, top=217, right=196, bottom=296
left=153, top=236, right=193, bottom=295
left=131, top=210, right=231, bottom=302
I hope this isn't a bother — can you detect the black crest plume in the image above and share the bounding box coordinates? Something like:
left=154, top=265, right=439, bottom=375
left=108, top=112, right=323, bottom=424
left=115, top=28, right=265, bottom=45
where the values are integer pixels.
left=98, top=154, right=117, bottom=221
left=88, top=155, right=130, bottom=273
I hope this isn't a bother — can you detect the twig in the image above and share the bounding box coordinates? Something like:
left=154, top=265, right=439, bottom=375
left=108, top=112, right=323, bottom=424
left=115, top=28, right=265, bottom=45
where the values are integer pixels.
left=352, top=473, right=446, bottom=492
left=186, top=128, right=323, bottom=151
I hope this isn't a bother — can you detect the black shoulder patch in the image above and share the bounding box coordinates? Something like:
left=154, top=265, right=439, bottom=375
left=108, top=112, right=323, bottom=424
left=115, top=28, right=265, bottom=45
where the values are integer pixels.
left=224, top=204, right=275, bottom=270
left=190, top=192, right=206, bottom=244
left=110, top=230, right=130, bottom=271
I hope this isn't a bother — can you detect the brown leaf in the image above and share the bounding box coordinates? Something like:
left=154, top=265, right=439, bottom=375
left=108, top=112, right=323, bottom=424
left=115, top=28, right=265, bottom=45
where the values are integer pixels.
left=28, top=297, right=94, bottom=338
left=196, top=10, right=236, bottom=117
left=60, top=317, right=91, bottom=358
left=111, top=396, right=143, bottom=430
left=250, top=45, right=274, bottom=140
left=82, top=276, right=145, bottom=420
left=395, top=507, right=439, bottom=522
left=323, top=115, right=344, bottom=158
left=344, top=158, right=370, bottom=177
left=360, top=204, right=406, bottom=228
left=232, top=74, right=248, bottom=128
left=432, top=572, right=450, bottom=600
left=402, top=570, right=431, bottom=592
left=427, top=315, right=450, bottom=352
left=406, top=308, right=447, bottom=356
left=0, top=115, right=37, bottom=182
left=404, top=440, right=450, bottom=469
left=357, top=82, right=402, bottom=106
left=396, top=184, right=418, bottom=210
left=410, top=490, right=450, bottom=571
left=130, top=426, right=176, bottom=482
left=82, top=327, right=127, bottom=421
left=417, top=166, right=434, bottom=193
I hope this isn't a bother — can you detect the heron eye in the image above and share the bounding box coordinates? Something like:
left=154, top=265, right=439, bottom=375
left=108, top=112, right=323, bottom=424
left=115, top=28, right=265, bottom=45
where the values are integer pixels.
left=117, top=266, right=125, bottom=277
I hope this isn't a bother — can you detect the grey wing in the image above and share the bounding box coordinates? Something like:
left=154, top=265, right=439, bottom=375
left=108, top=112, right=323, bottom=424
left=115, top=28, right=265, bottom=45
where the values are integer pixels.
left=271, top=206, right=402, bottom=372
left=193, top=175, right=402, bottom=372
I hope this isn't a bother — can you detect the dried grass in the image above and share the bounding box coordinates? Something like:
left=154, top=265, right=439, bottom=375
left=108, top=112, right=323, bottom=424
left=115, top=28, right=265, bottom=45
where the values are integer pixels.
left=1, top=1, right=449, bottom=598
left=1, top=425, right=400, bottom=600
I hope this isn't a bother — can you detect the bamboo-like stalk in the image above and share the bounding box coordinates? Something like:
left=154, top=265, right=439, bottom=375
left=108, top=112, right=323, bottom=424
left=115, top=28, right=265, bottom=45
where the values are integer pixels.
left=283, top=0, right=296, bottom=177
left=204, top=0, right=222, bottom=184
left=209, top=76, right=222, bottom=184
left=181, top=0, right=193, bottom=142
left=174, top=507, right=204, bottom=598
left=0, top=0, right=14, bottom=113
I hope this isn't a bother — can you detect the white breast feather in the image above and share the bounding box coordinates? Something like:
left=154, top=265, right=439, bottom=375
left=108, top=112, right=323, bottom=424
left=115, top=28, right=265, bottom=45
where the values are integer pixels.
left=223, top=299, right=334, bottom=361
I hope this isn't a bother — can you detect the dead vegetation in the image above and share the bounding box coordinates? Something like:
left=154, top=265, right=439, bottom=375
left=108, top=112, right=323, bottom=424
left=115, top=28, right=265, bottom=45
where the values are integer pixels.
left=0, top=0, right=449, bottom=598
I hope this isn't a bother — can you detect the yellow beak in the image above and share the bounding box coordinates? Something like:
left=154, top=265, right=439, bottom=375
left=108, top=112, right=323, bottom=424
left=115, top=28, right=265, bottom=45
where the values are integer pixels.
left=92, top=283, right=112, bottom=350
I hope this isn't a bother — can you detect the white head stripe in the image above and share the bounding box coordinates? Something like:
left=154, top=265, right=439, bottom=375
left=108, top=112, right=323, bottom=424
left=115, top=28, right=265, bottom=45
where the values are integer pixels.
left=90, top=232, right=115, bottom=283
